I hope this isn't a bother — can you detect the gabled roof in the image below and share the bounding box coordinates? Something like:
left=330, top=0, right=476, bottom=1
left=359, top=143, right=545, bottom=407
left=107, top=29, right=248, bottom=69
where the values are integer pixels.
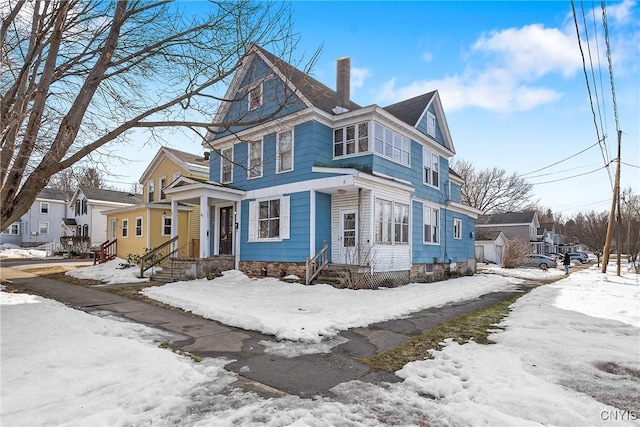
left=255, top=45, right=361, bottom=115
left=139, top=147, right=209, bottom=183
left=37, top=188, right=73, bottom=202
left=73, top=186, right=142, bottom=205
left=475, top=230, right=506, bottom=241
left=383, top=92, right=436, bottom=126
left=478, top=211, right=538, bottom=226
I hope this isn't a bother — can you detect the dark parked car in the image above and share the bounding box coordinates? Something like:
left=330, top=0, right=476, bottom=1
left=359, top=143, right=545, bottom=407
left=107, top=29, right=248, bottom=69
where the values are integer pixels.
left=522, top=254, right=557, bottom=270
left=566, top=252, right=588, bottom=263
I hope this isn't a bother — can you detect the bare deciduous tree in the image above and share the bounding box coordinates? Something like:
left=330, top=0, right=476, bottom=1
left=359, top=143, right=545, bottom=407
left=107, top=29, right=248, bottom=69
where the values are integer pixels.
left=451, top=159, right=536, bottom=214
left=1, top=0, right=308, bottom=230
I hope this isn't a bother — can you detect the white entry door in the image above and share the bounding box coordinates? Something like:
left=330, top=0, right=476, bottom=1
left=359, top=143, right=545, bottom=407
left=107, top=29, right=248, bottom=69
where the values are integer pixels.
left=339, top=209, right=358, bottom=264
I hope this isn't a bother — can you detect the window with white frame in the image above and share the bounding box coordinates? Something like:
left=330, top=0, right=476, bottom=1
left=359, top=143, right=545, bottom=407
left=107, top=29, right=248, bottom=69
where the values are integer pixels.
left=81, top=199, right=87, bottom=214
left=162, top=217, right=172, bottom=236
left=454, top=218, right=462, bottom=240
left=248, top=140, right=262, bottom=179
left=77, top=225, right=82, bottom=236
left=39, top=221, right=49, bottom=234
left=423, top=204, right=440, bottom=244
left=75, top=199, right=80, bottom=215
left=423, top=148, right=439, bottom=188
left=334, top=122, right=368, bottom=157
left=40, top=202, right=49, bottom=214
left=277, top=130, right=294, bottom=173
left=221, top=147, right=233, bottom=183
left=394, top=203, right=410, bottom=244
left=426, top=112, right=436, bottom=137
left=373, top=122, right=410, bottom=165
left=159, top=177, right=167, bottom=200
left=83, top=224, right=88, bottom=236
left=3, top=223, right=20, bottom=234
left=147, top=180, right=154, bottom=203
left=375, top=199, right=392, bottom=244
left=135, top=217, right=143, bottom=237
left=248, top=83, right=262, bottom=110
left=122, top=219, right=129, bottom=237
left=248, top=196, right=290, bottom=242
left=375, top=199, right=409, bottom=245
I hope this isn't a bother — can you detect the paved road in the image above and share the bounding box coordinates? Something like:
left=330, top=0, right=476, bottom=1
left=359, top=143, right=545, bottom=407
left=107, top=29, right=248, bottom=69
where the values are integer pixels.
left=1, top=263, right=538, bottom=398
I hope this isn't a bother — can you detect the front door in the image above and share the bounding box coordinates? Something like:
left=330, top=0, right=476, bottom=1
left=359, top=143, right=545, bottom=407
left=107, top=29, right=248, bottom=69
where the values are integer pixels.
left=219, top=206, right=233, bottom=255
left=339, top=209, right=358, bottom=264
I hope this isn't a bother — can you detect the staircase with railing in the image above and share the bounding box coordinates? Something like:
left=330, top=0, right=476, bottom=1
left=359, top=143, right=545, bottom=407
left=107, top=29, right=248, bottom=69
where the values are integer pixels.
left=92, top=239, right=117, bottom=265
left=140, top=237, right=197, bottom=282
left=306, top=241, right=329, bottom=285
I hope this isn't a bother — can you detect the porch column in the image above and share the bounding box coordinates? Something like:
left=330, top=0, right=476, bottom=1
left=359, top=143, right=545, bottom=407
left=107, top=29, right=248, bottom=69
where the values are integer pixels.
left=234, top=201, right=241, bottom=269
left=170, top=199, right=178, bottom=253
left=309, top=190, right=316, bottom=258
left=199, top=195, right=209, bottom=258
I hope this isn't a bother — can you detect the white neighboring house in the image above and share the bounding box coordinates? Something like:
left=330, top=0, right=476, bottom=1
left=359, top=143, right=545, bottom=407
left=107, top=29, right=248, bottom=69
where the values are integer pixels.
left=475, top=230, right=508, bottom=266
left=68, top=186, right=141, bottom=247
left=0, top=188, right=74, bottom=248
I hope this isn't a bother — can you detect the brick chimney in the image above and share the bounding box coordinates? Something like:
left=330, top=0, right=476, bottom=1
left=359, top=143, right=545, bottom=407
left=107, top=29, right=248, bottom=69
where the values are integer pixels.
left=336, top=57, right=350, bottom=109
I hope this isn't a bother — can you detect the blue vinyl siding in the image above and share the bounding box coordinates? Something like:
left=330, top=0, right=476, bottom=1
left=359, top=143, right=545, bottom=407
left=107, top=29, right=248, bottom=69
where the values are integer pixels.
left=315, top=191, right=332, bottom=259
left=416, top=104, right=445, bottom=148
left=213, top=56, right=306, bottom=140
left=240, top=191, right=310, bottom=262
left=411, top=201, right=475, bottom=264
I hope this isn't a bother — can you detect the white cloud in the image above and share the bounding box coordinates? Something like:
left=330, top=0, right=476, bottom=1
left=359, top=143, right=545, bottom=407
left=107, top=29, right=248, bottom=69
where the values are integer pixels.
left=377, top=24, right=575, bottom=112
left=607, top=0, right=636, bottom=23
left=422, top=50, right=433, bottom=63
left=350, top=66, right=371, bottom=90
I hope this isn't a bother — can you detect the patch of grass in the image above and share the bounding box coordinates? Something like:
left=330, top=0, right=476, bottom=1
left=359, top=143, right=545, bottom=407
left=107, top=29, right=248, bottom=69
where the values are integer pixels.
left=361, top=292, right=525, bottom=372
left=22, top=266, right=68, bottom=275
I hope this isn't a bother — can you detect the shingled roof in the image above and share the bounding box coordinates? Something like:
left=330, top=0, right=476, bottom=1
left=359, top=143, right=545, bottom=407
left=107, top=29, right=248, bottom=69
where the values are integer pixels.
left=383, top=91, right=436, bottom=127
left=164, top=147, right=209, bottom=168
left=478, top=211, right=537, bottom=225
left=79, top=186, right=142, bottom=205
left=255, top=45, right=361, bottom=115
left=38, top=188, right=73, bottom=201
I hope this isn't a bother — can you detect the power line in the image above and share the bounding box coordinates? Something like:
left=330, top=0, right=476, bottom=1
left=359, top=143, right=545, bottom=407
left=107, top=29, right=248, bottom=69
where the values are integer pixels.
left=519, top=139, right=600, bottom=177
left=529, top=165, right=607, bottom=185
left=524, top=162, right=602, bottom=179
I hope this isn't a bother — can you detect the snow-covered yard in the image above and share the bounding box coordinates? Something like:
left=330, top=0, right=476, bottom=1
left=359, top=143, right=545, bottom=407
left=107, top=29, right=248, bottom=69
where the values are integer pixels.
left=2, top=253, right=639, bottom=426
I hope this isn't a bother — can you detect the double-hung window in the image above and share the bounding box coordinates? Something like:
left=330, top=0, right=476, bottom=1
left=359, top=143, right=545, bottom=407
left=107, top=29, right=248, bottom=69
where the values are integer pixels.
left=375, top=199, right=409, bottom=245
left=135, top=217, right=143, bottom=237
left=3, top=223, right=20, bottom=235
left=454, top=218, right=462, bottom=240
left=221, top=147, right=233, bottom=183
left=248, top=140, right=263, bottom=179
left=426, top=112, right=436, bottom=137
left=39, top=221, right=49, bottom=234
left=248, top=83, right=262, bottom=110
left=277, top=130, right=293, bottom=173
left=147, top=180, right=154, bottom=203
left=40, top=202, right=49, bottom=214
left=423, top=148, right=439, bottom=188
left=162, top=217, right=172, bottom=236
left=159, top=177, right=167, bottom=200
left=122, top=219, right=129, bottom=238
left=248, top=196, right=290, bottom=242
left=423, top=204, right=440, bottom=244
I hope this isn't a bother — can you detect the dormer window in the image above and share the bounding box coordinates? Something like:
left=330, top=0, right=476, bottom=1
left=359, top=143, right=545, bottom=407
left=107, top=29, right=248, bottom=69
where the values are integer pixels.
left=248, top=83, right=262, bottom=110
left=426, top=112, right=436, bottom=137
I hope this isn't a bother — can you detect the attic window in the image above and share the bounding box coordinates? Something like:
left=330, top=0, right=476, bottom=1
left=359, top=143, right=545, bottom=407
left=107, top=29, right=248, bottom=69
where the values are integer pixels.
left=426, top=112, right=436, bottom=137
left=248, top=83, right=262, bottom=110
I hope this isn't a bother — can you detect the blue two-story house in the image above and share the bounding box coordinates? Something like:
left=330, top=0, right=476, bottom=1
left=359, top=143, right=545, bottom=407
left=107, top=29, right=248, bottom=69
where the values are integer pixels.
left=165, top=45, right=480, bottom=285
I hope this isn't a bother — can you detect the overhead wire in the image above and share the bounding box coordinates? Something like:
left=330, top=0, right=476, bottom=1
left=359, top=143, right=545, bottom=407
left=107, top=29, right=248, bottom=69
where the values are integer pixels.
left=570, top=0, right=614, bottom=187
left=529, top=164, right=608, bottom=185
left=519, top=139, right=600, bottom=177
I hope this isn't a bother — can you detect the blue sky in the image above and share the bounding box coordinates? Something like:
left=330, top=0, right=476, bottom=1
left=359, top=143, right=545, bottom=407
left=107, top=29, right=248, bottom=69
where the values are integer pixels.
left=109, top=0, right=639, bottom=218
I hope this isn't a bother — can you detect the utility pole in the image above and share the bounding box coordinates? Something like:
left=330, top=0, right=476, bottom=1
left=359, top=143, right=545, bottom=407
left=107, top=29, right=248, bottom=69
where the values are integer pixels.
left=601, top=130, right=622, bottom=274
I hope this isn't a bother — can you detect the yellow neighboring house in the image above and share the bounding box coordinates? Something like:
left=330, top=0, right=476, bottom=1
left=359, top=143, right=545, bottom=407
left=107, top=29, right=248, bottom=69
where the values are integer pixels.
left=104, top=147, right=209, bottom=260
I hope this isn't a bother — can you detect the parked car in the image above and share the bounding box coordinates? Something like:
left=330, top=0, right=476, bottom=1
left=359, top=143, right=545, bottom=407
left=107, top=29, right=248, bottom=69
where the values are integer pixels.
left=565, top=252, right=588, bottom=263
left=522, top=254, right=557, bottom=270
left=545, top=252, right=563, bottom=262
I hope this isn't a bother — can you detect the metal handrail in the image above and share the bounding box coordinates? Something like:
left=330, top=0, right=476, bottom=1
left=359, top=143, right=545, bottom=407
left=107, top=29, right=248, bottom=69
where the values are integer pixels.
left=306, top=240, right=329, bottom=285
left=140, top=236, right=178, bottom=278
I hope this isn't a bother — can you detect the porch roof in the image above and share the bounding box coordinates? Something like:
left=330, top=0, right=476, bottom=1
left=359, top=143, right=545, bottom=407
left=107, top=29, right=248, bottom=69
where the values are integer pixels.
left=164, top=176, right=245, bottom=203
